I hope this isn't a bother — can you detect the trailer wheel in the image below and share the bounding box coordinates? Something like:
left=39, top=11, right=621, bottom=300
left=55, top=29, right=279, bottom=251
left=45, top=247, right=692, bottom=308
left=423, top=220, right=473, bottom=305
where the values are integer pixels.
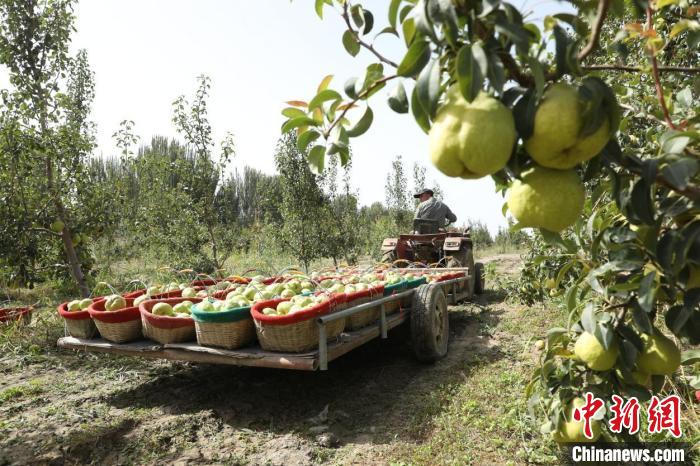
left=474, top=262, right=485, bottom=295
left=410, top=284, right=449, bottom=363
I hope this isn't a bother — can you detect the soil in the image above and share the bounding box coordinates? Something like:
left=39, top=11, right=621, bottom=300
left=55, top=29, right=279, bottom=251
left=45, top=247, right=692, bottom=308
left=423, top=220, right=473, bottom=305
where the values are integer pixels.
left=0, top=254, right=526, bottom=466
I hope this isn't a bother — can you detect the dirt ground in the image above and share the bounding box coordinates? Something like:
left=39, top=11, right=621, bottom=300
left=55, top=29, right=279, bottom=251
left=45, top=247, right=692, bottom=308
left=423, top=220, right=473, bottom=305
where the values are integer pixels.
left=0, top=254, right=561, bottom=465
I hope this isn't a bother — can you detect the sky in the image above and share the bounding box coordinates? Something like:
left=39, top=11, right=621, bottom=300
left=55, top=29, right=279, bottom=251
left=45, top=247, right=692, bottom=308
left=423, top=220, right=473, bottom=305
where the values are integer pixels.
left=68, top=0, right=571, bottom=235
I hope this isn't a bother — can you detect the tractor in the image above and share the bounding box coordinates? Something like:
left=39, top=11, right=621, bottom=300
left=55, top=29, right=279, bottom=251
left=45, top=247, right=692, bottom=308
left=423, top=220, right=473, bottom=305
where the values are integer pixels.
left=380, top=218, right=485, bottom=296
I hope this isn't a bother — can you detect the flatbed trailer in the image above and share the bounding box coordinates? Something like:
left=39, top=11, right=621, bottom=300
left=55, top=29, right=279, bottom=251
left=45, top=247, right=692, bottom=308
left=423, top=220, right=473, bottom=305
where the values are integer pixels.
left=58, top=275, right=473, bottom=371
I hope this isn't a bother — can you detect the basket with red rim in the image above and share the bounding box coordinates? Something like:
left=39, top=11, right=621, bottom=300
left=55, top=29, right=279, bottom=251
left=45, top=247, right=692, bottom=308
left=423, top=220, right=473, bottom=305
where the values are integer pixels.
left=57, top=297, right=105, bottom=339
left=139, top=297, right=202, bottom=344
left=0, top=306, right=33, bottom=326
left=87, top=297, right=142, bottom=343
left=251, top=295, right=344, bottom=352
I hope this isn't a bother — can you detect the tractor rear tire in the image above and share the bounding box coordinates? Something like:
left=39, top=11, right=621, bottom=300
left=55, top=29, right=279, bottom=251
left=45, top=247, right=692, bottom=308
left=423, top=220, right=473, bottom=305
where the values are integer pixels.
left=410, top=283, right=449, bottom=363
left=474, top=262, right=485, bottom=294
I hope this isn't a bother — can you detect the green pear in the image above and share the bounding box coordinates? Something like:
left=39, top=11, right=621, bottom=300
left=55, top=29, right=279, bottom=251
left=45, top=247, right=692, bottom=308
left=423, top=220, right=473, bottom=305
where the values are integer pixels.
left=525, top=83, right=611, bottom=169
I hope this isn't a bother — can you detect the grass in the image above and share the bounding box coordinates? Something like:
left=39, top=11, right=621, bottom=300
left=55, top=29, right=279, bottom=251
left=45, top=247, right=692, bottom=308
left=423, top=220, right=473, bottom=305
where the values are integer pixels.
left=394, top=303, right=565, bottom=465
left=1, top=250, right=698, bottom=465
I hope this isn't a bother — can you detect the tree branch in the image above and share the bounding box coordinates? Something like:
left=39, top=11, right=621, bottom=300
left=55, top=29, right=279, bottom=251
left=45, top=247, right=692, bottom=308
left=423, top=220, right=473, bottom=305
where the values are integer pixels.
left=647, top=7, right=678, bottom=130
left=29, top=227, right=61, bottom=237
left=323, top=74, right=398, bottom=138
left=341, top=2, right=398, bottom=69
left=583, top=64, right=700, bottom=73
left=577, top=0, right=612, bottom=62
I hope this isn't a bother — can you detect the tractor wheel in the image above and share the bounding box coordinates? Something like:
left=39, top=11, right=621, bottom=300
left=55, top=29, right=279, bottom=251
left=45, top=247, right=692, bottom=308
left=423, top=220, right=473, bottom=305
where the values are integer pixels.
left=474, top=262, right=485, bottom=294
left=410, top=283, right=449, bottom=363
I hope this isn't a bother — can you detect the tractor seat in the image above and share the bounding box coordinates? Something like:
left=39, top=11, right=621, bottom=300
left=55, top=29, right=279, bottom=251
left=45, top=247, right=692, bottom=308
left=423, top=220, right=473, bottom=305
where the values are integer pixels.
left=413, top=218, right=440, bottom=234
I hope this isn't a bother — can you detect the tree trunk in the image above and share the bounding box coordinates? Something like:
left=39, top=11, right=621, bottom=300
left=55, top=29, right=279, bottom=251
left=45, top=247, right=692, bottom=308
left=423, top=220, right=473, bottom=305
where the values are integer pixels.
left=46, top=157, right=90, bottom=297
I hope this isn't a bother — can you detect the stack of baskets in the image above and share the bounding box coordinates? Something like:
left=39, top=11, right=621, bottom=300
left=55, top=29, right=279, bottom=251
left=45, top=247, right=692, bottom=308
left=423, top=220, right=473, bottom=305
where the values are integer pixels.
left=58, top=298, right=103, bottom=339
left=251, top=296, right=344, bottom=352
left=139, top=297, right=202, bottom=344
left=342, top=284, right=385, bottom=331
left=191, top=300, right=256, bottom=350
left=87, top=298, right=141, bottom=343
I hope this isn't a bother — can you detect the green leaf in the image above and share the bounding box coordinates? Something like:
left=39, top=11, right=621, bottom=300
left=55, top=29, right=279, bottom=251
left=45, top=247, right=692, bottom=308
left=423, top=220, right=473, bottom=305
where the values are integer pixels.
left=528, top=58, right=545, bottom=100
left=344, top=77, right=359, bottom=99
left=342, top=30, right=360, bottom=57
left=495, top=16, right=531, bottom=50
left=456, top=44, right=484, bottom=102
left=307, top=145, right=326, bottom=174
left=402, top=17, right=416, bottom=46
left=414, top=0, right=438, bottom=42
left=314, top=0, right=326, bottom=19
left=581, top=305, right=597, bottom=334
left=632, top=305, right=652, bottom=334
left=681, top=349, right=700, bottom=365
left=665, top=305, right=691, bottom=335
left=281, top=107, right=307, bottom=119
left=411, top=86, right=430, bottom=133
left=486, top=51, right=505, bottom=95
left=428, top=0, right=459, bottom=46
left=389, top=0, right=402, bottom=29
left=553, top=25, right=572, bottom=76
left=297, top=129, right=321, bottom=152
left=397, top=39, right=431, bottom=77
left=345, top=106, right=373, bottom=137
left=308, top=89, right=342, bottom=111
left=363, top=9, right=374, bottom=34
left=416, top=59, right=441, bottom=118
left=281, top=117, right=319, bottom=133
left=388, top=81, right=409, bottom=113
left=350, top=4, right=364, bottom=29
left=661, top=158, right=699, bottom=190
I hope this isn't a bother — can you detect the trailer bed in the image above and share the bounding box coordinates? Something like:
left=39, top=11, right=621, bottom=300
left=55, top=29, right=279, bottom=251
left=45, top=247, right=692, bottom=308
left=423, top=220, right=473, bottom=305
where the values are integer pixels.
left=58, top=307, right=408, bottom=371
left=58, top=277, right=470, bottom=371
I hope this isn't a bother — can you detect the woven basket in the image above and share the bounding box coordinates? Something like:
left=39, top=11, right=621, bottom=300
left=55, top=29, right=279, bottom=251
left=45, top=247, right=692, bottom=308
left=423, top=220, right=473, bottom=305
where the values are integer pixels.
left=341, top=285, right=385, bottom=331
left=195, top=319, right=256, bottom=350
left=254, top=318, right=345, bottom=352
left=94, top=319, right=142, bottom=343
left=66, top=318, right=98, bottom=339
left=344, top=296, right=374, bottom=330
left=58, top=301, right=100, bottom=339
left=142, top=319, right=194, bottom=344
left=87, top=298, right=142, bottom=343
left=139, top=298, right=201, bottom=344
left=252, top=297, right=344, bottom=353
left=191, top=301, right=255, bottom=350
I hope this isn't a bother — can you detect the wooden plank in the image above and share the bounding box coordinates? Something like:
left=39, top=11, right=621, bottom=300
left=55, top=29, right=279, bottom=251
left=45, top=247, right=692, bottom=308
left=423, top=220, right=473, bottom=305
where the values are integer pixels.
left=58, top=337, right=317, bottom=371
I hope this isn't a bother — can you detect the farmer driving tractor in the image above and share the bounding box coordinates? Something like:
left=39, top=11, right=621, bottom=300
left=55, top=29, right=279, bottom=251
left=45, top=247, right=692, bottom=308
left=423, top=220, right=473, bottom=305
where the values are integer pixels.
left=413, top=188, right=457, bottom=232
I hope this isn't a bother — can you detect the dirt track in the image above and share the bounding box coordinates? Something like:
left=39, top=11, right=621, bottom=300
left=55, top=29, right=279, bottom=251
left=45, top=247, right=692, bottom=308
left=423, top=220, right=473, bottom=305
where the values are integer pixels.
left=1, top=254, right=529, bottom=465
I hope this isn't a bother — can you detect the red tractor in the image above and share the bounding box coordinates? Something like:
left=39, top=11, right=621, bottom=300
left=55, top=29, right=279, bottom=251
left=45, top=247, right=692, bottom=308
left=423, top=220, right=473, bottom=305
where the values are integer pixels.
left=380, top=219, right=485, bottom=296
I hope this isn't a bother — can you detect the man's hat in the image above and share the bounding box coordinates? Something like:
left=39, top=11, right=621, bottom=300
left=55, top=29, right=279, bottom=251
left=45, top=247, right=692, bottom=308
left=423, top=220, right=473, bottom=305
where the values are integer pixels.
left=413, top=188, right=434, bottom=198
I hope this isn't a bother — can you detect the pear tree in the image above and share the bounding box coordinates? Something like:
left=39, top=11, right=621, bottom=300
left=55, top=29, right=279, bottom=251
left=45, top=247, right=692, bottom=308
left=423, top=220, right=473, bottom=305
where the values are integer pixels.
left=283, top=0, right=700, bottom=444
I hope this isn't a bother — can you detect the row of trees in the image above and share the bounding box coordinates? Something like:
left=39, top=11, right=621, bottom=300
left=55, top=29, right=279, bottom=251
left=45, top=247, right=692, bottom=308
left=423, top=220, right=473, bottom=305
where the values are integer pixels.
left=0, top=0, right=520, bottom=294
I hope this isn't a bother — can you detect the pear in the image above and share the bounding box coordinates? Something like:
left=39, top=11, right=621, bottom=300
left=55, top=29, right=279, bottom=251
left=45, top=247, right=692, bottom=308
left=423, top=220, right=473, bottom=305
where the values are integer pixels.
left=574, top=331, right=619, bottom=371
left=552, top=397, right=602, bottom=443
left=637, top=330, right=681, bottom=376
left=525, top=83, right=611, bottom=169
left=429, top=88, right=516, bottom=179
left=507, top=166, right=585, bottom=233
